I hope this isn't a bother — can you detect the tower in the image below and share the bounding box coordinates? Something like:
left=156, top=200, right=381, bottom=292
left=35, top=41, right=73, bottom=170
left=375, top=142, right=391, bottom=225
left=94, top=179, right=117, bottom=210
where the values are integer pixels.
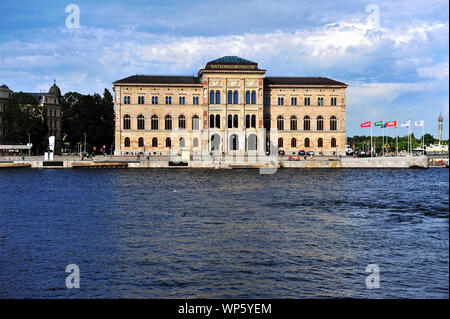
left=438, top=113, right=443, bottom=146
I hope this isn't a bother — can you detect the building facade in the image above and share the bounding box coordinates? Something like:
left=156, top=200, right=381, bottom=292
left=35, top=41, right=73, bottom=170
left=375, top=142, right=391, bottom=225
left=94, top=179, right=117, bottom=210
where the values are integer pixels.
left=112, top=56, right=348, bottom=156
left=0, top=84, right=13, bottom=143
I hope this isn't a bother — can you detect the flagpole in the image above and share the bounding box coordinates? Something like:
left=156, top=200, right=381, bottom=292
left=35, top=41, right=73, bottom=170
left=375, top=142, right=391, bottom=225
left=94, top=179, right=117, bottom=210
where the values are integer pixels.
left=396, top=124, right=398, bottom=157
left=370, top=122, right=373, bottom=157
left=382, top=126, right=384, bottom=157
left=422, top=123, right=425, bottom=156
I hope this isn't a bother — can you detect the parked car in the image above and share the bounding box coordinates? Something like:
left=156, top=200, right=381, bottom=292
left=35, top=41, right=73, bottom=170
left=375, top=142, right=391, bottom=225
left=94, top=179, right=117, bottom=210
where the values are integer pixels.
left=298, top=150, right=306, bottom=156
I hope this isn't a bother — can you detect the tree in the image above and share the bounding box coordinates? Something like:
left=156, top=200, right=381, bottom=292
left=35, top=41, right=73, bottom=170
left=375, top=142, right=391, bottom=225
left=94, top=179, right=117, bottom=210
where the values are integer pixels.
left=0, top=92, right=48, bottom=154
left=61, top=89, right=114, bottom=153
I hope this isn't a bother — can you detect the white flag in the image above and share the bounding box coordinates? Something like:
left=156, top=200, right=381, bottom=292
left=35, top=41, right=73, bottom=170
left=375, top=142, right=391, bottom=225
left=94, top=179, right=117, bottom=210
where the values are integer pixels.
left=401, top=120, right=410, bottom=128
left=414, top=120, right=424, bottom=127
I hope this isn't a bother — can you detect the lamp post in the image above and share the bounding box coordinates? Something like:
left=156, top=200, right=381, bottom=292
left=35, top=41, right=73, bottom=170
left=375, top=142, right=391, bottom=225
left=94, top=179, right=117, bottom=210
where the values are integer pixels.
left=84, top=132, right=86, bottom=153
left=27, top=133, right=31, bottom=157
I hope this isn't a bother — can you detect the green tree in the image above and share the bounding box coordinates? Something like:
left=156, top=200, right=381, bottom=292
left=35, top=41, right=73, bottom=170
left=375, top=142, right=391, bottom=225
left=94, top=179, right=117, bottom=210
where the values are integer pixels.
left=0, top=92, right=48, bottom=154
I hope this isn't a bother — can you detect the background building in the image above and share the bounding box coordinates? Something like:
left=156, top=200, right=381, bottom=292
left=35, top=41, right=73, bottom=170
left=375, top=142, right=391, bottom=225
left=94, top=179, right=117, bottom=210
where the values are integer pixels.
left=113, top=56, right=348, bottom=156
left=0, top=84, right=13, bottom=144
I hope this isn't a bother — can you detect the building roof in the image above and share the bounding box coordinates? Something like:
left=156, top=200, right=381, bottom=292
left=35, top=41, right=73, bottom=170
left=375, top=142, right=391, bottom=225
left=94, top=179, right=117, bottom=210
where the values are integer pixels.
left=114, top=75, right=201, bottom=85
left=207, top=56, right=256, bottom=64
left=49, top=81, right=61, bottom=97
left=264, top=76, right=347, bottom=86
left=205, top=56, right=259, bottom=70
left=0, top=84, right=12, bottom=91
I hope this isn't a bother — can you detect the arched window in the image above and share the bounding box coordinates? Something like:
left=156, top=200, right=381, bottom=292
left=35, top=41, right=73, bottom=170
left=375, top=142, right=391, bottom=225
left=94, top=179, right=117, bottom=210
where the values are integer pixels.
left=278, top=138, right=283, bottom=148
left=229, top=134, right=238, bottom=151
left=331, top=137, right=337, bottom=148
left=233, top=90, right=238, bottom=104
left=245, top=115, right=250, bottom=129
left=330, top=116, right=338, bottom=131
left=193, top=137, right=199, bottom=148
left=251, top=115, right=256, bottom=128
left=304, top=138, right=310, bottom=148
left=192, top=115, right=199, bottom=130
left=165, top=115, right=172, bottom=130
left=228, top=114, right=233, bottom=128
left=210, top=114, right=215, bottom=128
left=138, top=137, right=144, bottom=147
left=318, top=138, right=323, bottom=148
left=233, top=114, right=238, bottom=128
left=251, top=90, right=256, bottom=104
left=215, top=90, right=220, bottom=104
left=246, top=90, right=250, bottom=104
left=210, top=90, right=214, bottom=104
left=304, top=97, right=310, bottom=105
left=317, top=116, right=324, bottom=131
left=178, top=115, right=186, bottom=130
left=277, top=115, right=284, bottom=131
left=151, top=115, right=158, bottom=130
left=303, top=116, right=310, bottom=131
left=124, top=137, right=130, bottom=147
left=290, top=116, right=297, bottom=131
left=179, top=137, right=185, bottom=148
left=291, top=138, right=297, bottom=148
left=123, top=114, right=131, bottom=130
left=152, top=137, right=157, bottom=147
left=137, top=115, right=145, bottom=130
left=228, top=90, right=232, bottom=104
left=166, top=137, right=171, bottom=148
left=215, top=114, right=220, bottom=129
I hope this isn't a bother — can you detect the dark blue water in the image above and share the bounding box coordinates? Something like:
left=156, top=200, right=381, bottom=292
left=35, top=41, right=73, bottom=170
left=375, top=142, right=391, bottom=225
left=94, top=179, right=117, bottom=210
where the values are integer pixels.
left=0, top=168, right=448, bottom=298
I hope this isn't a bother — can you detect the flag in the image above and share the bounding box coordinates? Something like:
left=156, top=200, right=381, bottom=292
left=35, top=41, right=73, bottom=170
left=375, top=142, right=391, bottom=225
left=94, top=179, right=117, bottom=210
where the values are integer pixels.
left=401, top=120, right=410, bottom=128
left=361, top=121, right=372, bottom=128
left=385, top=121, right=397, bottom=127
left=374, top=121, right=383, bottom=127
left=415, top=120, right=424, bottom=127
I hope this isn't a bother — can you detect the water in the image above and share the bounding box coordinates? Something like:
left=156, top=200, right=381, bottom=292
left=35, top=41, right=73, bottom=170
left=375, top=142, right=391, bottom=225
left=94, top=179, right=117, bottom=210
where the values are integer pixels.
left=0, top=168, right=448, bottom=298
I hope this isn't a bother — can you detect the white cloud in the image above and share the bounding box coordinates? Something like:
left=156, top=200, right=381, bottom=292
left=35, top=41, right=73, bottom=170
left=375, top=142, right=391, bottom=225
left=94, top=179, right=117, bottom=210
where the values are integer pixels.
left=417, top=61, right=449, bottom=79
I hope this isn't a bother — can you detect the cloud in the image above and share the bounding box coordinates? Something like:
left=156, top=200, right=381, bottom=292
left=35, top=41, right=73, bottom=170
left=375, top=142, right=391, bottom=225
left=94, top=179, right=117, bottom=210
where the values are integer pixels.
left=417, top=61, right=449, bottom=79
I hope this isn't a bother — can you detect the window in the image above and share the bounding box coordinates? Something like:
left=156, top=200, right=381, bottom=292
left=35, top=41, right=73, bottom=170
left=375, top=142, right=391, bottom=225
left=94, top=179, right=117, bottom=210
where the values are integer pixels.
left=124, top=137, right=130, bottom=147
left=152, top=137, right=158, bottom=147
left=278, top=138, right=283, bottom=148
left=210, top=114, right=215, bottom=128
left=303, top=116, right=311, bottom=131
left=290, top=116, right=297, bottom=131
left=138, top=137, right=144, bottom=147
left=138, top=96, right=145, bottom=104
left=331, top=137, right=337, bottom=148
left=228, top=90, right=232, bottom=104
left=278, top=97, right=284, bottom=105
left=330, top=116, right=338, bottom=131
left=166, top=137, right=171, bottom=148
left=193, top=96, right=199, bottom=105
left=179, top=96, right=185, bottom=105
left=166, top=96, right=172, bottom=105
left=233, top=114, right=238, bottom=128
left=317, top=116, right=324, bottom=131
left=124, top=96, right=130, bottom=104
left=229, top=134, right=238, bottom=151
left=179, top=137, right=185, bottom=148
left=277, top=115, right=284, bottom=131
left=251, top=115, right=256, bottom=128
left=318, top=138, right=323, bottom=148
left=291, top=138, right=297, bottom=148
left=210, top=90, right=215, bottom=104
left=215, top=90, right=220, bottom=104
left=123, top=115, right=131, bottom=130
left=179, top=115, right=186, bottom=130
left=233, top=90, right=238, bottom=104
left=291, top=97, right=297, bottom=105
left=318, top=97, right=324, bottom=106
left=215, top=114, right=220, bottom=129
left=248, top=134, right=257, bottom=151
left=304, top=97, right=310, bottom=105
left=245, top=115, right=250, bottom=129
left=193, top=137, right=199, bottom=148
left=304, top=138, right=310, bottom=148
left=165, top=115, right=172, bottom=130
left=137, top=115, right=145, bottom=130
left=264, top=97, right=271, bottom=105
left=151, top=115, right=159, bottom=130
left=228, top=114, right=233, bottom=129
left=251, top=91, right=256, bottom=104
left=192, top=115, right=200, bottom=130
left=246, top=91, right=250, bottom=104
left=152, top=96, right=157, bottom=104
left=331, top=97, right=337, bottom=106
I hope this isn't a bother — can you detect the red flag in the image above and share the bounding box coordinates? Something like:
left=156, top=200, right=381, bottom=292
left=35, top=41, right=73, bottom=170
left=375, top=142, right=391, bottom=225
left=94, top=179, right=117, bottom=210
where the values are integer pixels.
left=361, top=121, right=372, bottom=128
left=385, top=121, right=397, bottom=127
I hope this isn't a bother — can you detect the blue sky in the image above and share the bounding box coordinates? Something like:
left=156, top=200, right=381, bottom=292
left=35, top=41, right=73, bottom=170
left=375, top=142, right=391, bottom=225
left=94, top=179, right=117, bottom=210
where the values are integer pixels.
left=0, top=0, right=448, bottom=138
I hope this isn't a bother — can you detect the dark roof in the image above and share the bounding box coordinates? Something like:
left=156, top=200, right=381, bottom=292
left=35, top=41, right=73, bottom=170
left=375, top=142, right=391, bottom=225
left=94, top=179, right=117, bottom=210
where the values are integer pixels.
left=114, top=75, right=201, bottom=85
left=49, top=82, right=61, bottom=97
left=0, top=84, right=11, bottom=90
left=205, top=56, right=259, bottom=70
left=264, top=77, right=347, bottom=86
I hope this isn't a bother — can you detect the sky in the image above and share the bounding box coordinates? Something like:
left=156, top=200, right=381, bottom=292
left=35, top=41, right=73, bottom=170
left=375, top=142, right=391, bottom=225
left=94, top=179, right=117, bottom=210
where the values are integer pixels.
left=0, top=0, right=448, bottom=138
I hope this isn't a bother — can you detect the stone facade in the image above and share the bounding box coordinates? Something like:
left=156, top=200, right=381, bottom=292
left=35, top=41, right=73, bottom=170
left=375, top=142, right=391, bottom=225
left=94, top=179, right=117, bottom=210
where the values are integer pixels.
left=113, top=56, right=348, bottom=156
left=0, top=84, right=13, bottom=143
